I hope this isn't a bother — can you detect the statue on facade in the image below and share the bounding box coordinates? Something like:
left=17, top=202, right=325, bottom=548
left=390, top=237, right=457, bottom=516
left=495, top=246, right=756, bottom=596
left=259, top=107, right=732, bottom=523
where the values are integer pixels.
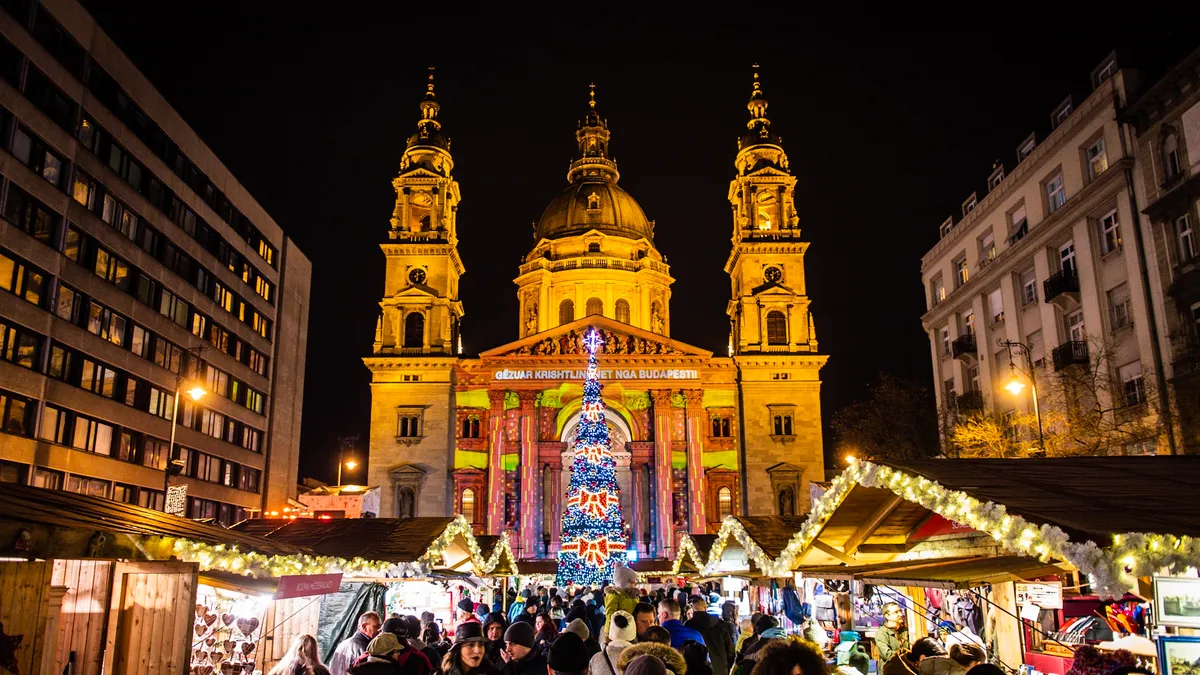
left=651, top=306, right=665, bottom=335
left=525, top=304, right=538, bottom=336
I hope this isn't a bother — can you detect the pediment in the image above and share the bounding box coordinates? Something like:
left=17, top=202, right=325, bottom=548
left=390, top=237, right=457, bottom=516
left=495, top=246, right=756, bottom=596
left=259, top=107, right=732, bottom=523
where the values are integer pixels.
left=750, top=280, right=798, bottom=296
left=390, top=285, right=438, bottom=300
left=479, top=315, right=712, bottom=358
left=766, top=462, right=804, bottom=474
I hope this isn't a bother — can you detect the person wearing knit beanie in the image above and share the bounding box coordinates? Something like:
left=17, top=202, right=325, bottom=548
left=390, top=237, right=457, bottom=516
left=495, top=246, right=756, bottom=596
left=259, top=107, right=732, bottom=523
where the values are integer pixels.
left=548, top=632, right=591, bottom=675
left=624, top=655, right=668, bottom=675
left=590, top=611, right=637, bottom=675
left=499, top=621, right=545, bottom=675
left=564, top=618, right=590, bottom=641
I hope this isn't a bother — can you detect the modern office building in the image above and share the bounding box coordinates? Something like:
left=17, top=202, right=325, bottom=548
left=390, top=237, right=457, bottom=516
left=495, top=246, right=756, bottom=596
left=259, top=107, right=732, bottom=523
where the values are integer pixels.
left=919, top=52, right=1176, bottom=455
left=365, top=70, right=825, bottom=561
left=0, top=0, right=311, bottom=523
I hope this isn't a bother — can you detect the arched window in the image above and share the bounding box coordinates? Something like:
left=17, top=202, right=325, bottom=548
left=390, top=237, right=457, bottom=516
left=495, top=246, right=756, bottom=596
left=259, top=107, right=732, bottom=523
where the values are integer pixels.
left=756, top=191, right=776, bottom=230
left=1164, top=133, right=1181, bottom=177
left=766, top=310, right=787, bottom=345
left=470, top=419, right=480, bottom=438
left=559, top=299, right=575, bottom=325
left=718, top=487, right=733, bottom=519
left=778, top=487, right=795, bottom=516
left=398, top=487, right=415, bottom=519
left=404, top=312, right=424, bottom=348
left=615, top=299, right=631, bottom=324
left=586, top=297, right=603, bottom=316
left=419, top=214, right=432, bottom=231
left=461, top=488, right=476, bottom=523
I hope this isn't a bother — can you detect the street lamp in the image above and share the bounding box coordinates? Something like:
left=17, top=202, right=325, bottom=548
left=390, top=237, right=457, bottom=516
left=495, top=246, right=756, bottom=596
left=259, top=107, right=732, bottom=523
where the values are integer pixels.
left=998, top=338, right=1044, bottom=454
left=337, top=434, right=361, bottom=486
left=338, top=458, right=358, bottom=486
left=163, top=346, right=208, bottom=512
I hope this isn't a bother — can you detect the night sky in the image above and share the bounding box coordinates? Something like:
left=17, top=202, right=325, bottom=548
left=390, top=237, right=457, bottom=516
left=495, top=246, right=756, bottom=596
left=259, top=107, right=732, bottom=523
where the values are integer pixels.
left=77, top=5, right=1188, bottom=484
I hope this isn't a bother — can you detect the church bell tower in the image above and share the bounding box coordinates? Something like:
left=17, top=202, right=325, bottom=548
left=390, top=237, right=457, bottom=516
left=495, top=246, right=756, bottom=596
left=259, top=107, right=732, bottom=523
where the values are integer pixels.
left=374, top=67, right=464, bottom=356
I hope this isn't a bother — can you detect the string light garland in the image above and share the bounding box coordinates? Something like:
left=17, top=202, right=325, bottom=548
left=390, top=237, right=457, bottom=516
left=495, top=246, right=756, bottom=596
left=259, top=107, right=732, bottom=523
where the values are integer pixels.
left=698, top=461, right=1200, bottom=597
left=557, top=328, right=629, bottom=586
left=173, top=516, right=519, bottom=580
left=670, top=534, right=709, bottom=577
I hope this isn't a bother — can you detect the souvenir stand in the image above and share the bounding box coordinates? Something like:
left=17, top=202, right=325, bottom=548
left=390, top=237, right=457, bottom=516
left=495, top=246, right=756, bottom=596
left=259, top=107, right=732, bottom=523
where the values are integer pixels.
left=771, top=457, right=1200, bottom=675
left=232, top=515, right=517, bottom=666
left=0, top=481, right=326, bottom=675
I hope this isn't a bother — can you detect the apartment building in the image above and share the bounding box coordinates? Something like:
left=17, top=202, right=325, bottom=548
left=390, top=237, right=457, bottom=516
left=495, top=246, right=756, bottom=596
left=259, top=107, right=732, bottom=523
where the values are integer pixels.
left=1123, top=46, right=1200, bottom=453
left=919, top=53, right=1171, bottom=455
left=0, top=0, right=311, bottom=522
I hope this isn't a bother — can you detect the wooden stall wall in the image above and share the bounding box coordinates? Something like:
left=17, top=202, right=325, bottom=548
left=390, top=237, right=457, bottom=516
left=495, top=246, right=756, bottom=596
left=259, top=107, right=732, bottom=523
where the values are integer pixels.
left=261, top=595, right=324, bottom=673
left=52, top=559, right=113, bottom=675
left=0, top=561, right=53, bottom=674
left=103, top=561, right=199, bottom=675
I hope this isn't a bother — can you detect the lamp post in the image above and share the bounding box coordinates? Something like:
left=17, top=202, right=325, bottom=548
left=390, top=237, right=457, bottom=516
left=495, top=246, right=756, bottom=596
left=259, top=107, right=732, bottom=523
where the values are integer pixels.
left=337, top=434, right=360, bottom=486
left=163, top=346, right=208, bottom=512
left=998, top=338, right=1044, bottom=454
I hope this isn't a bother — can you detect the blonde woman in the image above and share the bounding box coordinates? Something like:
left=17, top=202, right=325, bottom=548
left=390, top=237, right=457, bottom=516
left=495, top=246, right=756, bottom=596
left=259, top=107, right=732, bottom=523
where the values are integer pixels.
left=269, top=634, right=332, bottom=675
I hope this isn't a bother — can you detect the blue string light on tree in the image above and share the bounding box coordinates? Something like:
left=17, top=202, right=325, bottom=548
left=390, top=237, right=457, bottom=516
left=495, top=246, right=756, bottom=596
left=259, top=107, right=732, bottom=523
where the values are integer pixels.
left=557, top=327, right=628, bottom=586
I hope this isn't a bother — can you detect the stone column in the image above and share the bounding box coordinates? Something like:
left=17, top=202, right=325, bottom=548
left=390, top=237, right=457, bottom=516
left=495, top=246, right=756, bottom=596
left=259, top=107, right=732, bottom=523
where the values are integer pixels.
left=486, top=390, right=506, bottom=534
left=683, top=389, right=707, bottom=533
left=400, top=188, right=411, bottom=231
left=613, top=447, right=632, bottom=552
left=517, top=390, right=541, bottom=556
left=649, top=390, right=675, bottom=558
left=549, top=456, right=563, bottom=554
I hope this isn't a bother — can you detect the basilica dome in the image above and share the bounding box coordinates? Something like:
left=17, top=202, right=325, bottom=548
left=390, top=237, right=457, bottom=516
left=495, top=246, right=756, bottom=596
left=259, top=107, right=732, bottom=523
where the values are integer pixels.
left=535, top=179, right=653, bottom=242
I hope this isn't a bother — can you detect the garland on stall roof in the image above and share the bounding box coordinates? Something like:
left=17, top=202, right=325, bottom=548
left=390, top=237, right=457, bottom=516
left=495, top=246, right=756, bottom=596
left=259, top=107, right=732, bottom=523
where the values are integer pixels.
left=173, top=516, right=519, bottom=581
left=700, top=461, right=1200, bottom=597
left=670, top=534, right=709, bottom=577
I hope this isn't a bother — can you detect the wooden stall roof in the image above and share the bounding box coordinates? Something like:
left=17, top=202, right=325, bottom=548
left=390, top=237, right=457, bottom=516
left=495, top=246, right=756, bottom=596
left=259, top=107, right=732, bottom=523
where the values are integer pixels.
left=729, top=516, right=811, bottom=558
left=0, top=481, right=306, bottom=556
left=515, top=559, right=558, bottom=576
left=231, top=517, right=457, bottom=563
left=798, top=555, right=1067, bottom=588
left=629, top=559, right=675, bottom=574
left=689, top=535, right=717, bottom=557
left=877, top=457, right=1200, bottom=543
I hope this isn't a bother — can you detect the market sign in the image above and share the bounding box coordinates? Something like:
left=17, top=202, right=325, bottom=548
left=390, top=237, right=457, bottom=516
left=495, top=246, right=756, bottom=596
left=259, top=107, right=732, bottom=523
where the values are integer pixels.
left=165, top=485, right=187, bottom=516
left=493, top=368, right=699, bottom=381
left=908, top=514, right=978, bottom=542
left=274, top=573, right=343, bottom=599
left=1015, top=581, right=1063, bottom=609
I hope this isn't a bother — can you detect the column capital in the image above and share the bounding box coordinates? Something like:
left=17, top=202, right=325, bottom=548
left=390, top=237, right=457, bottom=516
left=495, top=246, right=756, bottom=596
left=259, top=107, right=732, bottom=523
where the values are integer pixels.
left=517, top=390, right=539, bottom=408
left=488, top=389, right=507, bottom=409
left=683, top=389, right=704, bottom=409
left=650, top=389, right=674, bottom=409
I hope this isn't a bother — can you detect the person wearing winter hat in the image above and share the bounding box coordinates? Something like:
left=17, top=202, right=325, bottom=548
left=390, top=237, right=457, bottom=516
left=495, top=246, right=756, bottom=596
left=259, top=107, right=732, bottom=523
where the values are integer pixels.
left=617, top=642, right=687, bottom=675
left=548, top=632, right=592, bottom=675
left=509, top=590, right=531, bottom=624
left=443, top=623, right=497, bottom=675
left=590, top=610, right=637, bottom=675
left=382, top=617, right=410, bottom=640
left=500, top=621, right=547, bottom=675
left=484, top=612, right=511, bottom=666
left=349, top=632, right=434, bottom=675
left=562, top=618, right=603, bottom=658
left=623, top=655, right=668, bottom=675
left=459, top=597, right=482, bottom=625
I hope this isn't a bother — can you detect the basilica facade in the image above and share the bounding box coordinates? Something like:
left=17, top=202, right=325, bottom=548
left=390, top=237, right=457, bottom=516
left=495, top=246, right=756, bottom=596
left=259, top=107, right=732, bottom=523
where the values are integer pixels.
left=364, top=69, right=827, bottom=561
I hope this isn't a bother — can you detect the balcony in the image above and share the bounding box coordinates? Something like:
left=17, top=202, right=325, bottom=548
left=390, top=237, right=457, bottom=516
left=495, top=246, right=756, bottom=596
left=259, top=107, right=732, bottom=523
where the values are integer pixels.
left=1167, top=257, right=1200, bottom=308
left=1052, top=340, right=1089, bottom=371
left=957, top=390, right=984, bottom=415
left=1043, top=268, right=1080, bottom=309
left=1171, top=347, right=1200, bottom=381
left=951, top=334, right=977, bottom=360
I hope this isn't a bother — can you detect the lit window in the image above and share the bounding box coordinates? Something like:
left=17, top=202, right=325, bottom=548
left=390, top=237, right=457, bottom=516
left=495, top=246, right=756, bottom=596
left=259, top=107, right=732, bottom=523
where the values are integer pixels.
left=1086, top=137, right=1108, bottom=179
left=766, top=310, right=787, bottom=345
left=717, top=487, right=732, bottom=519
left=1108, top=283, right=1131, bottom=330
left=1099, top=210, right=1121, bottom=254
left=1177, top=215, right=1195, bottom=262
left=461, top=488, right=476, bottom=522
left=559, top=299, right=574, bottom=325
left=1046, top=173, right=1066, bottom=213
left=1118, top=362, right=1145, bottom=406
left=586, top=297, right=603, bottom=316
left=615, top=299, right=631, bottom=325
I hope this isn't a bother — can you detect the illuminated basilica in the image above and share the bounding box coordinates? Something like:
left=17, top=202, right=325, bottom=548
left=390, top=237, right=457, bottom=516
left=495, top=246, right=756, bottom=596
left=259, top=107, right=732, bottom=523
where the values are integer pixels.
left=364, top=69, right=827, bottom=561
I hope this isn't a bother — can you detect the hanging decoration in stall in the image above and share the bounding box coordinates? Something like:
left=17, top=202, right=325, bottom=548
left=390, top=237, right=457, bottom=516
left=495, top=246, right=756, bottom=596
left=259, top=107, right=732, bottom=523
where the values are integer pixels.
left=702, top=460, right=1200, bottom=597
left=191, top=586, right=266, bottom=675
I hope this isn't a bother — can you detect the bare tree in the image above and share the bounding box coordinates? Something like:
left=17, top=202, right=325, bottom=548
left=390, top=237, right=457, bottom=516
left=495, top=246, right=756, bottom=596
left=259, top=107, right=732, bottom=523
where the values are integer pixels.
left=832, top=373, right=941, bottom=461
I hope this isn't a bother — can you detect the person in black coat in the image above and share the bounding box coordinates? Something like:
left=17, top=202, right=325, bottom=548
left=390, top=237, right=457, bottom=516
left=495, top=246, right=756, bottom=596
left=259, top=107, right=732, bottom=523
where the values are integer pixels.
left=498, top=622, right=548, bottom=675
left=687, top=598, right=735, bottom=675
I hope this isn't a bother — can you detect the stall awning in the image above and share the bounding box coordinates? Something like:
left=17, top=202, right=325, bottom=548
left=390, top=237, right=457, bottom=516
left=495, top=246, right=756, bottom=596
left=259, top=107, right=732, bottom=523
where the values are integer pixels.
left=0, top=481, right=308, bottom=560
left=515, top=560, right=558, bottom=576
left=798, top=555, right=1068, bottom=589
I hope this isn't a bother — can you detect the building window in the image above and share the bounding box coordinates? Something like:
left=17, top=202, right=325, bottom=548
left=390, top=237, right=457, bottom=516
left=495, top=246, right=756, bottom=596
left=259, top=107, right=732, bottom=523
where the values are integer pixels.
left=1008, top=203, right=1029, bottom=244
left=1060, top=241, right=1077, bottom=273
left=5, top=183, right=61, bottom=247
left=1020, top=269, right=1038, bottom=306
left=0, top=249, right=47, bottom=307
left=1177, top=215, right=1195, bottom=262
left=772, top=414, right=793, bottom=437
left=979, top=232, right=996, bottom=264
left=778, top=487, right=795, bottom=516
left=962, top=311, right=975, bottom=336
left=0, top=319, right=42, bottom=370
left=461, top=488, right=476, bottom=522
left=1108, top=283, right=1131, bottom=331
left=717, top=487, right=733, bottom=519
left=615, top=299, right=630, bottom=324
left=32, top=468, right=63, bottom=490
left=1164, top=133, right=1181, bottom=178
left=1045, top=173, right=1066, bottom=213
left=72, top=415, right=114, bottom=456
left=397, top=410, right=422, bottom=438
left=11, top=126, right=65, bottom=189
left=1018, top=136, right=1037, bottom=162
left=989, top=289, right=1004, bottom=324
left=0, top=389, right=34, bottom=436
left=1099, top=210, right=1121, bottom=254
left=1086, top=137, right=1108, bottom=180
left=587, top=242, right=600, bottom=253
left=939, top=217, right=953, bottom=239
left=39, top=405, right=69, bottom=445
left=1066, top=310, right=1086, bottom=342
left=941, top=327, right=951, bottom=356
left=1119, top=362, right=1145, bottom=406
left=962, top=193, right=977, bottom=216
left=586, top=297, right=603, bottom=316
left=766, top=310, right=787, bottom=345
left=711, top=416, right=731, bottom=438
left=966, top=365, right=980, bottom=392
left=461, top=417, right=481, bottom=439
left=559, top=299, right=574, bottom=325
left=954, top=256, right=969, bottom=287
left=403, top=312, right=424, bottom=348
left=930, top=275, right=946, bottom=306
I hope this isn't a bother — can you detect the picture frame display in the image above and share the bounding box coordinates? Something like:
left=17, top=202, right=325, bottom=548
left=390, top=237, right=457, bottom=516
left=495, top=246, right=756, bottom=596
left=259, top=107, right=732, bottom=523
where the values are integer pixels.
left=1155, top=577, right=1200, bottom=629
left=1157, top=635, right=1200, bottom=675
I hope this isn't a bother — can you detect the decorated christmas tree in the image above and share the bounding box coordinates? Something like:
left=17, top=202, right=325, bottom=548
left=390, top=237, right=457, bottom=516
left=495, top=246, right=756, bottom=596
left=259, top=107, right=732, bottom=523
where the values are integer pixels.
left=557, top=328, right=628, bottom=586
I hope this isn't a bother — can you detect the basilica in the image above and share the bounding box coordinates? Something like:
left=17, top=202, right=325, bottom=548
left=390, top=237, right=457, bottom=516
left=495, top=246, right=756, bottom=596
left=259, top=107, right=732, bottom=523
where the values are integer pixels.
left=364, top=68, right=827, bottom=562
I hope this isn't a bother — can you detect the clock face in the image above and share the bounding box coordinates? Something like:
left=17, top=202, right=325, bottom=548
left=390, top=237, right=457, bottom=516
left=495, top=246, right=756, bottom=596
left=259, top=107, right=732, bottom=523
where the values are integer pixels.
left=764, top=266, right=783, bottom=283
left=408, top=268, right=427, bottom=285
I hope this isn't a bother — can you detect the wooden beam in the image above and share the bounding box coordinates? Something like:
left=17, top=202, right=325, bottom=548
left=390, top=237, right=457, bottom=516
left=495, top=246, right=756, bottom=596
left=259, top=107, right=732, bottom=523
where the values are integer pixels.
left=810, top=539, right=857, bottom=566
left=843, top=495, right=905, bottom=555
left=857, top=543, right=913, bottom=554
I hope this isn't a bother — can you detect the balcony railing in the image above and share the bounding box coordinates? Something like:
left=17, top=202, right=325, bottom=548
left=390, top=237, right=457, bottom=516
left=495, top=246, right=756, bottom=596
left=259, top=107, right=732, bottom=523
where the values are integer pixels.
left=1052, top=340, right=1089, bottom=371
left=951, top=334, right=977, bottom=359
left=1043, top=268, right=1080, bottom=304
left=957, top=390, right=984, bottom=414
